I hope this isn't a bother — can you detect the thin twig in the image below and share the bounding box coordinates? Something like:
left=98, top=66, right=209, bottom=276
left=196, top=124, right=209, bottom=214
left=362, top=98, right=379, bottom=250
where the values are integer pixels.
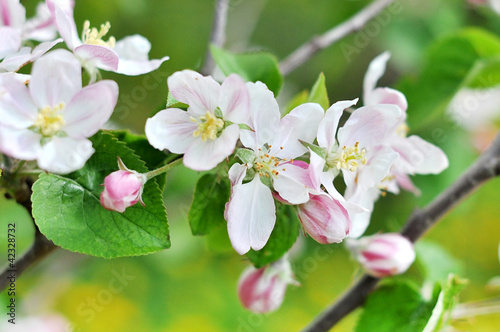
left=303, top=132, right=500, bottom=332
left=0, top=177, right=57, bottom=292
left=201, top=0, right=230, bottom=75
left=280, top=0, right=396, bottom=76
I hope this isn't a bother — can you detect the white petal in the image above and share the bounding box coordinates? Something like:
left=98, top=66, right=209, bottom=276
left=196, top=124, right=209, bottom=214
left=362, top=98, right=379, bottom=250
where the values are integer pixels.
left=47, top=0, right=81, bottom=50
left=363, top=51, right=390, bottom=102
left=115, top=57, right=169, bottom=76
left=63, top=80, right=119, bottom=139
left=392, top=135, right=449, bottom=175
left=113, top=34, right=151, bottom=61
left=226, top=176, right=276, bottom=255
left=183, top=124, right=240, bottom=171
left=308, top=150, right=325, bottom=191
left=0, top=125, right=41, bottom=160
left=0, top=74, right=37, bottom=127
left=219, top=74, right=251, bottom=124
left=272, top=102, right=324, bottom=160
left=0, top=39, right=62, bottom=72
left=37, top=136, right=94, bottom=174
left=240, top=81, right=280, bottom=150
left=273, top=163, right=310, bottom=204
left=345, top=187, right=379, bottom=238
left=338, top=104, right=402, bottom=148
left=357, top=146, right=399, bottom=190
left=0, top=0, right=26, bottom=28
left=29, top=49, right=82, bottom=107
left=168, top=70, right=220, bottom=117
left=145, top=108, right=197, bottom=153
left=0, top=27, right=21, bottom=59
left=317, top=99, right=358, bottom=149
left=228, top=163, right=248, bottom=187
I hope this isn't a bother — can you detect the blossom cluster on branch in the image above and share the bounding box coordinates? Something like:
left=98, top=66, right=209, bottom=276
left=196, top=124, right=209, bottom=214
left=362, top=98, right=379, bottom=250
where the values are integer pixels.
left=0, top=0, right=453, bottom=316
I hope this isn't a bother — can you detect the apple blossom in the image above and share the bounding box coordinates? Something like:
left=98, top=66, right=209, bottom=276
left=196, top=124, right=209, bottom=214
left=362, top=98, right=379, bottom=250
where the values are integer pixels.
left=237, top=257, right=298, bottom=313
left=346, top=233, right=416, bottom=278
left=0, top=49, right=118, bottom=173
left=46, top=0, right=168, bottom=80
left=146, top=70, right=251, bottom=171
left=225, top=81, right=323, bottom=254
left=100, top=157, right=147, bottom=213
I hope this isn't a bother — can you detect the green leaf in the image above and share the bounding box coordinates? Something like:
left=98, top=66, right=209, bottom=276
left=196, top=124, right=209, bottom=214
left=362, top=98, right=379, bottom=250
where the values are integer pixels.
left=246, top=203, right=300, bottom=268
left=32, top=131, right=170, bottom=258
left=355, top=280, right=439, bottom=332
left=188, top=173, right=230, bottom=235
left=307, top=72, right=330, bottom=110
left=399, top=27, right=500, bottom=129
left=463, top=55, right=500, bottom=88
left=210, top=45, right=283, bottom=96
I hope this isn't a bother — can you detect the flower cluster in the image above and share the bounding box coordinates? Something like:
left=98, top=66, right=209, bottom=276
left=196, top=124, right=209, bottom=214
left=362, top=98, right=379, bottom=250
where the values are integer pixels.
left=145, top=53, right=448, bottom=261
left=0, top=0, right=169, bottom=173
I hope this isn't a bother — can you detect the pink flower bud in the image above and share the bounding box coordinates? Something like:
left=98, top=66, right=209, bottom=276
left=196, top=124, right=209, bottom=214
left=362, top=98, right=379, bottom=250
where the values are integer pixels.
left=297, top=193, right=351, bottom=244
left=237, top=258, right=298, bottom=313
left=346, top=233, right=415, bottom=278
left=100, top=159, right=147, bottom=212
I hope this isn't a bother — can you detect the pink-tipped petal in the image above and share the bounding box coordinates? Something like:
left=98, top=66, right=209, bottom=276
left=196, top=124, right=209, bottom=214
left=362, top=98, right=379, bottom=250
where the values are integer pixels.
left=47, top=0, right=80, bottom=50
left=74, top=44, right=119, bottom=72
left=366, top=87, right=408, bottom=112
left=63, top=80, right=118, bottom=139
left=167, top=70, right=220, bottom=117
left=219, top=74, right=251, bottom=124
left=226, top=176, right=276, bottom=255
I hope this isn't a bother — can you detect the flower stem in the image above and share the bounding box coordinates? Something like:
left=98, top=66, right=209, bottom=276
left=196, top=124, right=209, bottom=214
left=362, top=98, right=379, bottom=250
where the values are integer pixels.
left=144, top=157, right=183, bottom=180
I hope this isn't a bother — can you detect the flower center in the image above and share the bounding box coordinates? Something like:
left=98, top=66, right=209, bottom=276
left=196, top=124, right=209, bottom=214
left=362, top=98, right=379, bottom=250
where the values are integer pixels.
left=82, top=20, right=116, bottom=48
left=33, top=103, right=66, bottom=137
left=254, top=146, right=289, bottom=179
left=190, top=111, right=224, bottom=142
left=326, top=142, right=367, bottom=172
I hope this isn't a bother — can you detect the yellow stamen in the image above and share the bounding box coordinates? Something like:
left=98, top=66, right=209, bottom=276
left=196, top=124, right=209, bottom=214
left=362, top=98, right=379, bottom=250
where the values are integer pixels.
left=33, top=103, right=65, bottom=137
left=82, top=20, right=116, bottom=48
left=190, top=111, right=224, bottom=142
left=326, top=141, right=367, bottom=172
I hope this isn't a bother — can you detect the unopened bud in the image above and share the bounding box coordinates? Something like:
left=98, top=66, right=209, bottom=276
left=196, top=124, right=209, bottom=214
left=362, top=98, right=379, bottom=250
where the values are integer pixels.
left=346, top=233, right=415, bottom=278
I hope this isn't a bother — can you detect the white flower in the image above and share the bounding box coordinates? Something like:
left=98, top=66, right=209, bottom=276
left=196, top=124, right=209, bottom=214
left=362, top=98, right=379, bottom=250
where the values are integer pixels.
left=225, top=81, right=323, bottom=254
left=0, top=49, right=118, bottom=173
left=145, top=70, right=250, bottom=171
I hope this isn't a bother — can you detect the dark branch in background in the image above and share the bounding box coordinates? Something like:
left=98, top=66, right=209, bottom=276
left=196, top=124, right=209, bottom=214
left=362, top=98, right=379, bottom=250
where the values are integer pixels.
left=201, top=0, right=230, bottom=75
left=0, top=177, right=57, bottom=292
left=303, top=132, right=500, bottom=332
left=279, top=0, right=396, bottom=76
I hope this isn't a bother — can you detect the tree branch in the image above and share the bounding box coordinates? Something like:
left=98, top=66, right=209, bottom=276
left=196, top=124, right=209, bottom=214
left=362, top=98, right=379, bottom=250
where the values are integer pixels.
left=279, top=0, right=396, bottom=76
left=302, top=132, right=500, bottom=332
left=201, top=0, right=230, bottom=75
left=0, top=177, right=57, bottom=292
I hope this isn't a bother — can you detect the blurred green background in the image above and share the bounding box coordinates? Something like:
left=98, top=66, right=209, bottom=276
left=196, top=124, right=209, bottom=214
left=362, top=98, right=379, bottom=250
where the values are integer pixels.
left=1, top=0, right=500, bottom=331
